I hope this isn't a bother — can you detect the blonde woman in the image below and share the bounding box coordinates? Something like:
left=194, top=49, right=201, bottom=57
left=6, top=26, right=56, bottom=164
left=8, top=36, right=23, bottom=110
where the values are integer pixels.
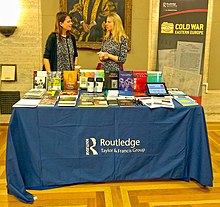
left=97, top=13, right=128, bottom=71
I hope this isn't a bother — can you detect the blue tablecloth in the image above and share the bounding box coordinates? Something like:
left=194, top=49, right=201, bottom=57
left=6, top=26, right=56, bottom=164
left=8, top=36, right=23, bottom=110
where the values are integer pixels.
left=6, top=102, right=213, bottom=203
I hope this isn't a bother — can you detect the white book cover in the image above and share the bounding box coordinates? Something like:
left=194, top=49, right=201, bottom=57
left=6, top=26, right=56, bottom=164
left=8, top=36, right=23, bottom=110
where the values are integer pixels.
left=33, top=71, right=47, bottom=89
left=13, top=99, right=41, bottom=108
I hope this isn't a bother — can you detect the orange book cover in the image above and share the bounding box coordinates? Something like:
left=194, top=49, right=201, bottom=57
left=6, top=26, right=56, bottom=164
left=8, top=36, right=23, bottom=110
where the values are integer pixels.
left=63, top=71, right=78, bottom=90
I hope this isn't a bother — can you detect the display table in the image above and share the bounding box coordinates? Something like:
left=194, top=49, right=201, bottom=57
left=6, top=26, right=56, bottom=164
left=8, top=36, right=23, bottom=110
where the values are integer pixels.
left=6, top=102, right=213, bottom=203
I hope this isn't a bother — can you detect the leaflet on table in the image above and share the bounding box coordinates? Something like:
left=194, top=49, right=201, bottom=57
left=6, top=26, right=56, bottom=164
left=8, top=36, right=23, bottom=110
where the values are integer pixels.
left=140, top=96, right=174, bottom=109
left=168, top=88, right=187, bottom=96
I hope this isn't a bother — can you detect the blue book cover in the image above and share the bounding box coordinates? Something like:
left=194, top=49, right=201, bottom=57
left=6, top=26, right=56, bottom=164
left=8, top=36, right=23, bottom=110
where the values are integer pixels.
left=119, top=71, right=133, bottom=91
left=118, top=90, right=133, bottom=96
left=174, top=96, right=198, bottom=106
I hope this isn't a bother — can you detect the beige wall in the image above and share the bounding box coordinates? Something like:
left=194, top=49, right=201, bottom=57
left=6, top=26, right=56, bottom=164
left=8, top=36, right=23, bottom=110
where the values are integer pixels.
left=207, top=0, right=220, bottom=90
left=0, top=0, right=42, bottom=97
left=41, top=0, right=59, bottom=58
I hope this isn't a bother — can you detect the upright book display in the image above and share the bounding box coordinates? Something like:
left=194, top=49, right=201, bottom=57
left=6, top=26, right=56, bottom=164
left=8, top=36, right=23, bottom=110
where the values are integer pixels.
left=47, top=71, right=61, bottom=91
left=133, top=71, right=147, bottom=92
left=33, top=71, right=47, bottom=89
left=119, top=71, right=133, bottom=92
left=63, top=70, right=78, bottom=90
left=104, top=71, right=119, bottom=90
left=79, top=69, right=96, bottom=89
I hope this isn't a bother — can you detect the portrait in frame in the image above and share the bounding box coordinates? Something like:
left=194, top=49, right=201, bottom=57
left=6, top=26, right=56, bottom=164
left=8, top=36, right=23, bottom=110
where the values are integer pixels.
left=59, top=0, right=132, bottom=50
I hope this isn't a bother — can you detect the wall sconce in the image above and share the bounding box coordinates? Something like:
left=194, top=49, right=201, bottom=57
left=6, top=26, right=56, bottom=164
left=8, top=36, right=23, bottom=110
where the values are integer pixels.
left=0, top=0, right=21, bottom=37
left=0, top=26, right=17, bottom=37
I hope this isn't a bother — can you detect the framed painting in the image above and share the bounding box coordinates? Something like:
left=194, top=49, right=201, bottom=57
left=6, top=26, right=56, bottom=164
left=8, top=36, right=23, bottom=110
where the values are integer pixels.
left=59, top=0, right=132, bottom=50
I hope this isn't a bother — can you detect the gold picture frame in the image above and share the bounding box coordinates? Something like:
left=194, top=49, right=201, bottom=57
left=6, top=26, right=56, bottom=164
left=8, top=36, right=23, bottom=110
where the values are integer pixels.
left=59, top=0, right=132, bottom=50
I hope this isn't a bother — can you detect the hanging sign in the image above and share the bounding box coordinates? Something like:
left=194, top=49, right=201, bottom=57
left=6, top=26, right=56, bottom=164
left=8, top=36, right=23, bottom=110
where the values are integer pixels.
left=157, top=0, right=208, bottom=99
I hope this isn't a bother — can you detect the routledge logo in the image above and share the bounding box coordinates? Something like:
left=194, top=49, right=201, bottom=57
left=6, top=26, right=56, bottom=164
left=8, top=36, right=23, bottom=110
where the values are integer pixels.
left=86, top=138, right=98, bottom=155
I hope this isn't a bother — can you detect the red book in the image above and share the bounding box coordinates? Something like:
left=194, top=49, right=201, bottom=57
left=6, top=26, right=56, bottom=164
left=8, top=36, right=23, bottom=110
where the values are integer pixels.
left=133, top=71, right=147, bottom=92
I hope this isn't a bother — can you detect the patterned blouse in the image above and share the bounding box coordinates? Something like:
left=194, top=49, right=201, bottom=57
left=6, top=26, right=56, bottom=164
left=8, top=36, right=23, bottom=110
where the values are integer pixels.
left=101, top=36, right=128, bottom=72
left=57, top=35, right=75, bottom=71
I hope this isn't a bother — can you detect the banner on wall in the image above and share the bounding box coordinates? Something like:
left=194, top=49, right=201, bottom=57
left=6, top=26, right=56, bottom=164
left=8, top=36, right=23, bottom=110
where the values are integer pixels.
left=157, top=0, right=208, bottom=100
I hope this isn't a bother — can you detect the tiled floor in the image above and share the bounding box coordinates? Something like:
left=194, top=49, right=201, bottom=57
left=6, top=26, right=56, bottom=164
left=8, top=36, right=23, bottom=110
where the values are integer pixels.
left=202, top=90, right=220, bottom=122
left=0, top=114, right=10, bottom=124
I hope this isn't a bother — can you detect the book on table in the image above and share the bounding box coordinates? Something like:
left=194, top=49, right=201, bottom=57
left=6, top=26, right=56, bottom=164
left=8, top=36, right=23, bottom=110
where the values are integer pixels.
left=33, top=71, right=47, bottom=89
left=118, top=90, right=134, bottom=99
left=58, top=96, right=78, bottom=107
left=107, top=99, right=119, bottom=106
left=59, top=90, right=78, bottom=97
left=132, top=91, right=147, bottom=98
left=63, top=70, right=78, bottom=90
left=78, top=92, right=108, bottom=107
left=38, top=90, right=60, bottom=107
left=106, top=90, right=119, bottom=101
left=118, top=99, right=136, bottom=107
left=58, top=90, right=79, bottom=107
left=43, top=90, right=60, bottom=99
left=133, top=71, right=147, bottom=92
left=24, top=88, right=46, bottom=99
left=47, top=71, right=62, bottom=91
left=79, top=69, right=95, bottom=89
left=174, top=95, right=198, bottom=106
left=38, top=96, right=57, bottom=107
left=119, top=71, right=134, bottom=92
left=104, top=71, right=119, bottom=90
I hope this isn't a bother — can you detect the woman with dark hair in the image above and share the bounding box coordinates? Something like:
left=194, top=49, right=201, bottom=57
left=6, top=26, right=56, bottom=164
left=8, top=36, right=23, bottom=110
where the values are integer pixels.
left=43, top=12, right=78, bottom=72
